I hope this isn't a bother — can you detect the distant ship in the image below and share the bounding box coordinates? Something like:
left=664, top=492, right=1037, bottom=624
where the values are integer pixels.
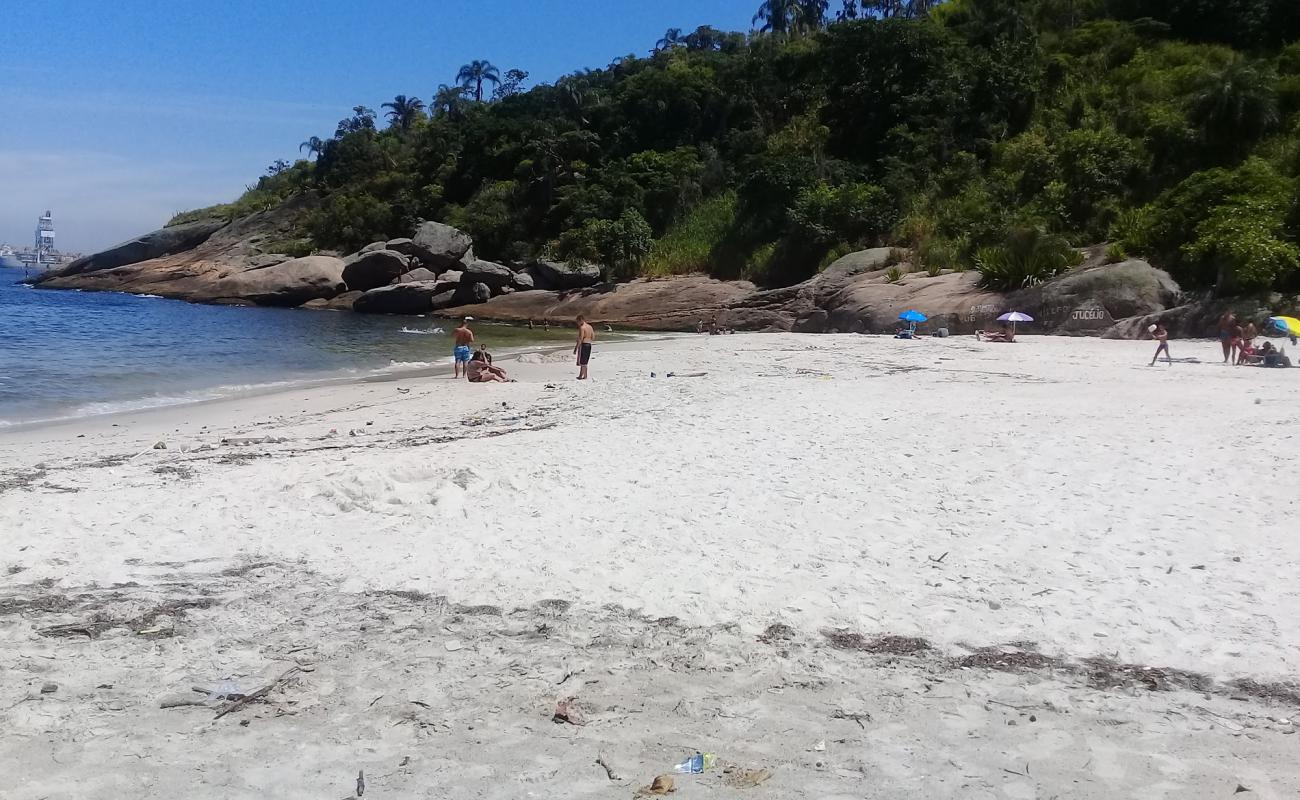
left=1, top=211, right=79, bottom=274
left=0, top=245, right=21, bottom=269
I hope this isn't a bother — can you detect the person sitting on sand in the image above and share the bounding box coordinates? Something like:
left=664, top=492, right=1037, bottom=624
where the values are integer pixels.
left=1243, top=320, right=1258, bottom=352
left=476, top=344, right=493, bottom=365
left=1266, top=343, right=1293, bottom=368
left=1149, top=322, right=1170, bottom=366
left=466, top=352, right=511, bottom=383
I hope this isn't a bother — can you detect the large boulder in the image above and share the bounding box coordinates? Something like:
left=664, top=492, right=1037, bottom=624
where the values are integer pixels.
left=430, top=290, right=459, bottom=310
left=460, top=259, right=516, bottom=289
left=206, top=256, right=347, bottom=308
left=48, top=219, right=227, bottom=278
left=442, top=275, right=756, bottom=329
left=1103, top=293, right=1291, bottom=340
left=721, top=253, right=1184, bottom=335
left=343, top=249, right=411, bottom=291
left=322, top=290, right=363, bottom=311
left=353, top=281, right=444, bottom=315
left=395, top=267, right=439, bottom=284
left=531, top=259, right=602, bottom=290
left=511, top=271, right=536, bottom=291
left=1012, top=260, right=1181, bottom=335
left=396, top=222, right=475, bottom=270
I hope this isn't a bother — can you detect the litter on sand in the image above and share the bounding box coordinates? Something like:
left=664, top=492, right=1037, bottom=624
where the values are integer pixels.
left=552, top=697, right=587, bottom=726
left=724, top=766, right=775, bottom=789
left=634, top=775, right=676, bottom=796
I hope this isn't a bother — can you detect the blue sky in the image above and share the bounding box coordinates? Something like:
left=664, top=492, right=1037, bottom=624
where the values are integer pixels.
left=0, top=0, right=756, bottom=252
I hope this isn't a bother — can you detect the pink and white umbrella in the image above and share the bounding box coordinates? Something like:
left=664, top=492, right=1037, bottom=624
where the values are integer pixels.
left=997, top=311, right=1034, bottom=335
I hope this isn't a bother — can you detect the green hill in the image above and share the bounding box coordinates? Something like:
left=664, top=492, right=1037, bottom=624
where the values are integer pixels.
left=173, top=0, right=1300, bottom=294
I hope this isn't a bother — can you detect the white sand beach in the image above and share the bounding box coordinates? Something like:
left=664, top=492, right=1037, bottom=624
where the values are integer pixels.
left=3, top=333, right=1299, bottom=798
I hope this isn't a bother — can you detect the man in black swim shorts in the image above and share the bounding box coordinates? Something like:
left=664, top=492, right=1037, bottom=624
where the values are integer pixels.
left=574, top=314, right=595, bottom=380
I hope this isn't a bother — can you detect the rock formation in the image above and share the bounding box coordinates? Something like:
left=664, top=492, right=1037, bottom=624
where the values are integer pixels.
left=33, top=197, right=1189, bottom=336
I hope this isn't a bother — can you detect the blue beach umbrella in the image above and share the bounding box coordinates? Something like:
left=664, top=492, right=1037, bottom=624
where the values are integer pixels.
left=898, top=310, right=928, bottom=323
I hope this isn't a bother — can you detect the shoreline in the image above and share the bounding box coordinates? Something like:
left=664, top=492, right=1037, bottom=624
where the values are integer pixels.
left=0, top=329, right=674, bottom=438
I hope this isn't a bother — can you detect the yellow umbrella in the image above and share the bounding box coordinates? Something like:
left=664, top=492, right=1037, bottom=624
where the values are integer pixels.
left=1268, top=316, right=1300, bottom=337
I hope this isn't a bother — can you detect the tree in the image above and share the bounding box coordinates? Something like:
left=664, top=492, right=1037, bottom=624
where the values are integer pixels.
left=976, top=227, right=1083, bottom=289
left=457, top=59, right=502, bottom=102
left=1190, top=59, right=1279, bottom=159
left=381, top=95, right=425, bottom=130
left=838, top=0, right=938, bottom=18
left=753, top=0, right=827, bottom=36
left=683, top=25, right=726, bottom=50
left=491, top=69, right=529, bottom=101
left=655, top=28, right=685, bottom=52
left=334, top=106, right=376, bottom=139
left=299, top=136, right=327, bottom=159
left=432, top=84, right=470, bottom=120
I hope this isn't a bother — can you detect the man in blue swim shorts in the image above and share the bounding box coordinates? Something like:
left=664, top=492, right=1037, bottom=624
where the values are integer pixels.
left=453, top=317, right=475, bottom=379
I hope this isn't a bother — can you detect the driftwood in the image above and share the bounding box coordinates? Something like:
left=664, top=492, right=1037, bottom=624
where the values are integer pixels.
left=596, top=753, right=619, bottom=781
left=214, top=666, right=301, bottom=719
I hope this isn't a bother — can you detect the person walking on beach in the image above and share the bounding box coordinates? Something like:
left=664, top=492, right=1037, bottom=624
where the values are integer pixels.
left=453, top=317, right=475, bottom=379
left=574, top=314, right=595, bottom=380
left=1149, top=322, right=1171, bottom=366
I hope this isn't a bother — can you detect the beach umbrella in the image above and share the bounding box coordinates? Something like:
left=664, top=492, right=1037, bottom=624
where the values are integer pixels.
left=1268, top=316, right=1300, bottom=338
left=898, top=310, right=928, bottom=323
left=996, top=311, right=1034, bottom=336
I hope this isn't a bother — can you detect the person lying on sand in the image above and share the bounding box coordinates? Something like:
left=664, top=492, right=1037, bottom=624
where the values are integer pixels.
left=466, top=353, right=512, bottom=383
left=977, top=324, right=1015, bottom=343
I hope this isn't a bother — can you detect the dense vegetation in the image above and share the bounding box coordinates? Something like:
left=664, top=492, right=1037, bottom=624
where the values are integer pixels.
left=174, top=0, right=1300, bottom=294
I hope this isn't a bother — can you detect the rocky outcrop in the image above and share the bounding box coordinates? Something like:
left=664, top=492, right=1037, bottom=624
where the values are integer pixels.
left=342, top=249, right=412, bottom=291
left=530, top=260, right=602, bottom=290
left=55, top=219, right=228, bottom=278
left=396, top=222, right=475, bottom=270
left=203, top=256, right=346, bottom=307
left=448, top=249, right=1184, bottom=336
left=34, top=196, right=1191, bottom=335
left=34, top=194, right=325, bottom=305
left=353, top=281, right=444, bottom=315
left=397, top=267, right=439, bottom=284
left=460, top=259, right=515, bottom=290
left=443, top=276, right=756, bottom=329
left=1102, top=293, right=1293, bottom=340
left=511, top=271, right=535, bottom=291
left=723, top=251, right=1181, bottom=336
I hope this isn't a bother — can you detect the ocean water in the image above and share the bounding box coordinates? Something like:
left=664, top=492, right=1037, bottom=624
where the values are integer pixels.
left=0, top=267, right=576, bottom=426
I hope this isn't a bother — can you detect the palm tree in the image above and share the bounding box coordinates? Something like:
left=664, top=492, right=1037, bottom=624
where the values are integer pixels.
left=432, top=84, right=470, bottom=120
left=753, top=0, right=826, bottom=36
left=381, top=95, right=425, bottom=130
left=457, top=60, right=501, bottom=102
left=684, top=25, right=725, bottom=50
left=654, top=28, right=684, bottom=52
left=298, top=136, right=326, bottom=159
left=1191, top=60, right=1279, bottom=158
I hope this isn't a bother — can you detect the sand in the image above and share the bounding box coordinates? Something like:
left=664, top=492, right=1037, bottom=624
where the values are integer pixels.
left=2, top=333, right=1298, bottom=798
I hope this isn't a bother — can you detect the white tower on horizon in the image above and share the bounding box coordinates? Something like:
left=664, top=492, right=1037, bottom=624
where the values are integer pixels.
left=35, top=211, right=55, bottom=265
